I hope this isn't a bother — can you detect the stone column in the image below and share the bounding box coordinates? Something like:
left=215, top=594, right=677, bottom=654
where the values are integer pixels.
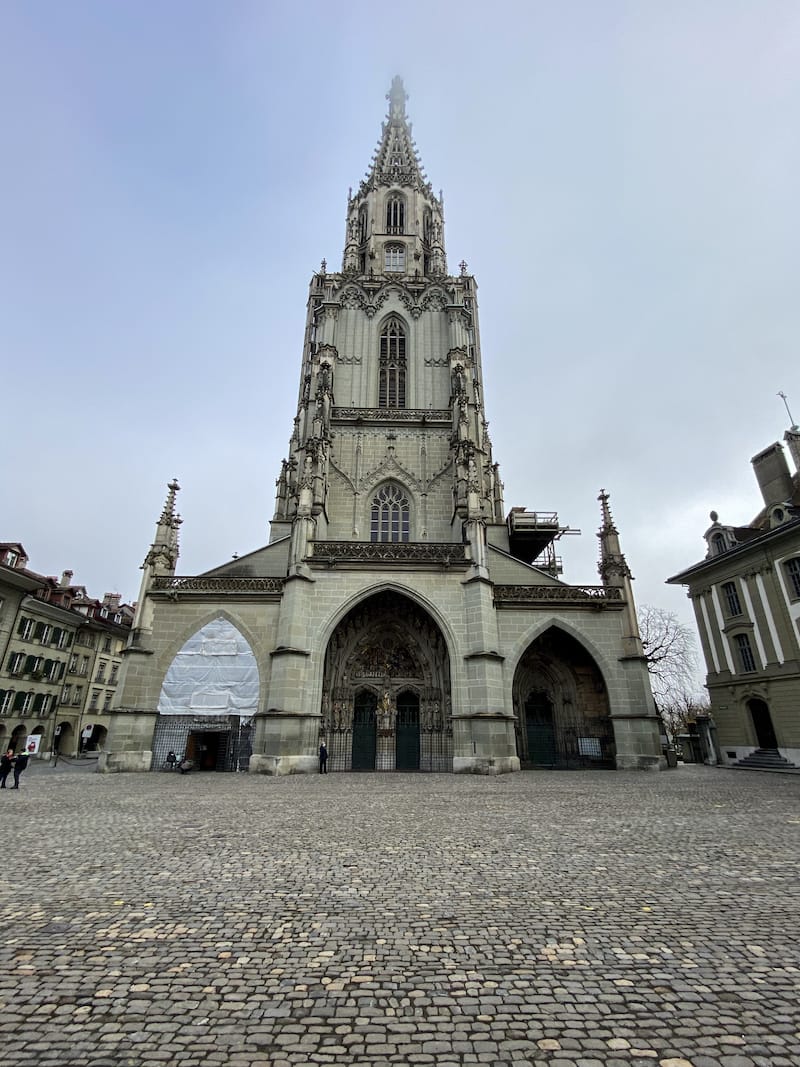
left=452, top=575, right=519, bottom=775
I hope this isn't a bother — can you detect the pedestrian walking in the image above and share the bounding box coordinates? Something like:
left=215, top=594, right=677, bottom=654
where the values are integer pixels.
left=12, top=750, right=29, bottom=789
left=0, top=750, right=13, bottom=789
left=319, top=741, right=328, bottom=774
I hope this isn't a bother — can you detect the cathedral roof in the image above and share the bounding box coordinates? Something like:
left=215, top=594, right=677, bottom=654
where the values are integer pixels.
left=358, top=77, right=435, bottom=199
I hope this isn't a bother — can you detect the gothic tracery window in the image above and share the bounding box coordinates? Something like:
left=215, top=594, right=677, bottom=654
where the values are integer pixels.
left=386, top=196, right=405, bottom=234
left=379, top=318, right=406, bottom=408
left=371, top=484, right=410, bottom=543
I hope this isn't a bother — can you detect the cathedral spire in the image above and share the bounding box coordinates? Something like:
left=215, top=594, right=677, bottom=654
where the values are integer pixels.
left=359, top=76, right=433, bottom=196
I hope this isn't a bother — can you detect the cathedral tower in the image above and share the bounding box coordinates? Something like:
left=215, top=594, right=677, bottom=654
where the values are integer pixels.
left=104, top=80, right=663, bottom=775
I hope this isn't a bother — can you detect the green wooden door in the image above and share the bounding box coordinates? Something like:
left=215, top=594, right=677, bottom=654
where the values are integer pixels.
left=525, top=691, right=556, bottom=766
left=395, top=692, right=420, bottom=770
left=352, top=693, right=377, bottom=770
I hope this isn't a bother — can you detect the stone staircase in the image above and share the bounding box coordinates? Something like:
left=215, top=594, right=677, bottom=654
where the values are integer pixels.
left=733, top=747, right=799, bottom=772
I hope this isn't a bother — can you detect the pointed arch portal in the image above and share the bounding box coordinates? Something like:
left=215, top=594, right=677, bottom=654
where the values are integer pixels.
left=321, top=591, right=451, bottom=771
left=513, top=628, right=614, bottom=768
left=151, top=618, right=258, bottom=772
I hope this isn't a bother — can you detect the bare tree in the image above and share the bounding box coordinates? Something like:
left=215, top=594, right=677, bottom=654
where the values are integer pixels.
left=638, top=604, right=704, bottom=712
left=657, top=688, right=711, bottom=741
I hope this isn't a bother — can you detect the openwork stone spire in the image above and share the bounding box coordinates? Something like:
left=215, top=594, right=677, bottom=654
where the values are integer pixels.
left=359, top=76, right=433, bottom=197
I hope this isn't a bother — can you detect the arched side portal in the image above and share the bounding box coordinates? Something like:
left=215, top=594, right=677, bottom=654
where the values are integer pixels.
left=513, top=627, right=614, bottom=769
left=151, top=617, right=257, bottom=772
left=321, top=591, right=451, bottom=772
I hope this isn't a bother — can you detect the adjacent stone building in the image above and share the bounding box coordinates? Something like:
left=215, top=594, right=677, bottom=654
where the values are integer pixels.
left=0, top=544, right=133, bottom=756
left=668, top=425, right=800, bottom=770
left=104, top=79, right=663, bottom=776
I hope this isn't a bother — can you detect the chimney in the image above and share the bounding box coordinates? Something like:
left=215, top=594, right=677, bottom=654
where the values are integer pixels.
left=751, top=442, right=793, bottom=506
left=103, top=593, right=122, bottom=610
left=60, top=569, right=74, bottom=588
left=784, top=427, right=800, bottom=474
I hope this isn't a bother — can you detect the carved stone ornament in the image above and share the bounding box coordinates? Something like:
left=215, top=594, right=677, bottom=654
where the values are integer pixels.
left=151, top=576, right=284, bottom=595
left=493, top=585, right=622, bottom=604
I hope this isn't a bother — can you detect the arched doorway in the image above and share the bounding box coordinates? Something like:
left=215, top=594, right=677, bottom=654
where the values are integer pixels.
left=56, top=721, right=74, bottom=754
left=10, top=724, right=27, bottom=753
left=321, top=591, right=451, bottom=772
left=747, top=698, right=777, bottom=749
left=513, top=628, right=614, bottom=768
left=151, top=617, right=258, bottom=772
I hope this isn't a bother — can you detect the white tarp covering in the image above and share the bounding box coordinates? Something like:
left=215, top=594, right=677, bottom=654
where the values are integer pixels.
left=157, top=618, right=259, bottom=716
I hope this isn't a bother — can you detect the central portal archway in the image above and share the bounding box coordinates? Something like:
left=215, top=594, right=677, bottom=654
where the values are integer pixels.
left=321, top=591, right=451, bottom=772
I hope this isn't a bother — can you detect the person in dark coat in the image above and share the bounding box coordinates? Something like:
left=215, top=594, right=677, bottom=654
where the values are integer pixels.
left=0, top=750, right=13, bottom=789
left=166, top=750, right=177, bottom=770
left=319, top=741, right=328, bottom=774
left=12, top=750, right=29, bottom=789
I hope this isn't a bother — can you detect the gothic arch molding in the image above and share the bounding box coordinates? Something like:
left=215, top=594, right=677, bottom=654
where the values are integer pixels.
left=505, top=614, right=617, bottom=693
left=319, top=587, right=453, bottom=772
left=154, top=608, right=265, bottom=688
left=511, top=622, right=613, bottom=769
left=313, top=580, right=460, bottom=676
left=156, top=614, right=262, bottom=717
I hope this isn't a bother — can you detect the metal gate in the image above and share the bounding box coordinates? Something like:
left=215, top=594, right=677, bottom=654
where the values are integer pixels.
left=395, top=692, right=420, bottom=770
left=351, top=693, right=377, bottom=770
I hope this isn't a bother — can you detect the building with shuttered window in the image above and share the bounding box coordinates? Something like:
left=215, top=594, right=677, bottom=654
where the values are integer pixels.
left=668, top=427, right=800, bottom=770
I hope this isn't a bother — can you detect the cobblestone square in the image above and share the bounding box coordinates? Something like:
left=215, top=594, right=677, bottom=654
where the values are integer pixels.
left=0, top=765, right=798, bottom=1067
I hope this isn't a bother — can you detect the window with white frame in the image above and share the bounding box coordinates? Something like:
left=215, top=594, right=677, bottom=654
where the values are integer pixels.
left=17, top=617, right=33, bottom=640
left=90, top=690, right=100, bottom=710
left=370, top=484, right=410, bottom=543
left=8, top=653, right=24, bottom=675
left=734, top=633, right=757, bottom=673
left=785, top=557, right=800, bottom=599
left=62, top=684, right=72, bottom=704
left=384, top=244, right=405, bottom=272
left=722, top=581, right=742, bottom=617
left=0, top=690, right=13, bottom=714
left=72, top=687, right=82, bottom=707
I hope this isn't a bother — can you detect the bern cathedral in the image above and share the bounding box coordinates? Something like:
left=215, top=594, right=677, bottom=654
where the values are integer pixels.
left=103, top=79, right=664, bottom=776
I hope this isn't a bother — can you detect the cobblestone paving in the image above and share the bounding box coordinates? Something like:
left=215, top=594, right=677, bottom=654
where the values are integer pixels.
left=0, top=765, right=798, bottom=1067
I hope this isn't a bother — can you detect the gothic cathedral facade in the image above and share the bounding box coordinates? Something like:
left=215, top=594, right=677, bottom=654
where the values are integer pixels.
left=103, top=79, right=663, bottom=775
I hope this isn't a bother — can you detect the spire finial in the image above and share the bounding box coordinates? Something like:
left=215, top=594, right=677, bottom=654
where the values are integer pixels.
left=160, top=478, right=181, bottom=523
left=597, top=488, right=616, bottom=532
left=387, top=75, right=407, bottom=121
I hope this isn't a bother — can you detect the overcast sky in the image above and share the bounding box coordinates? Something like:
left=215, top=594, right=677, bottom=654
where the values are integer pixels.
left=2, top=2, right=798, bottom=665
